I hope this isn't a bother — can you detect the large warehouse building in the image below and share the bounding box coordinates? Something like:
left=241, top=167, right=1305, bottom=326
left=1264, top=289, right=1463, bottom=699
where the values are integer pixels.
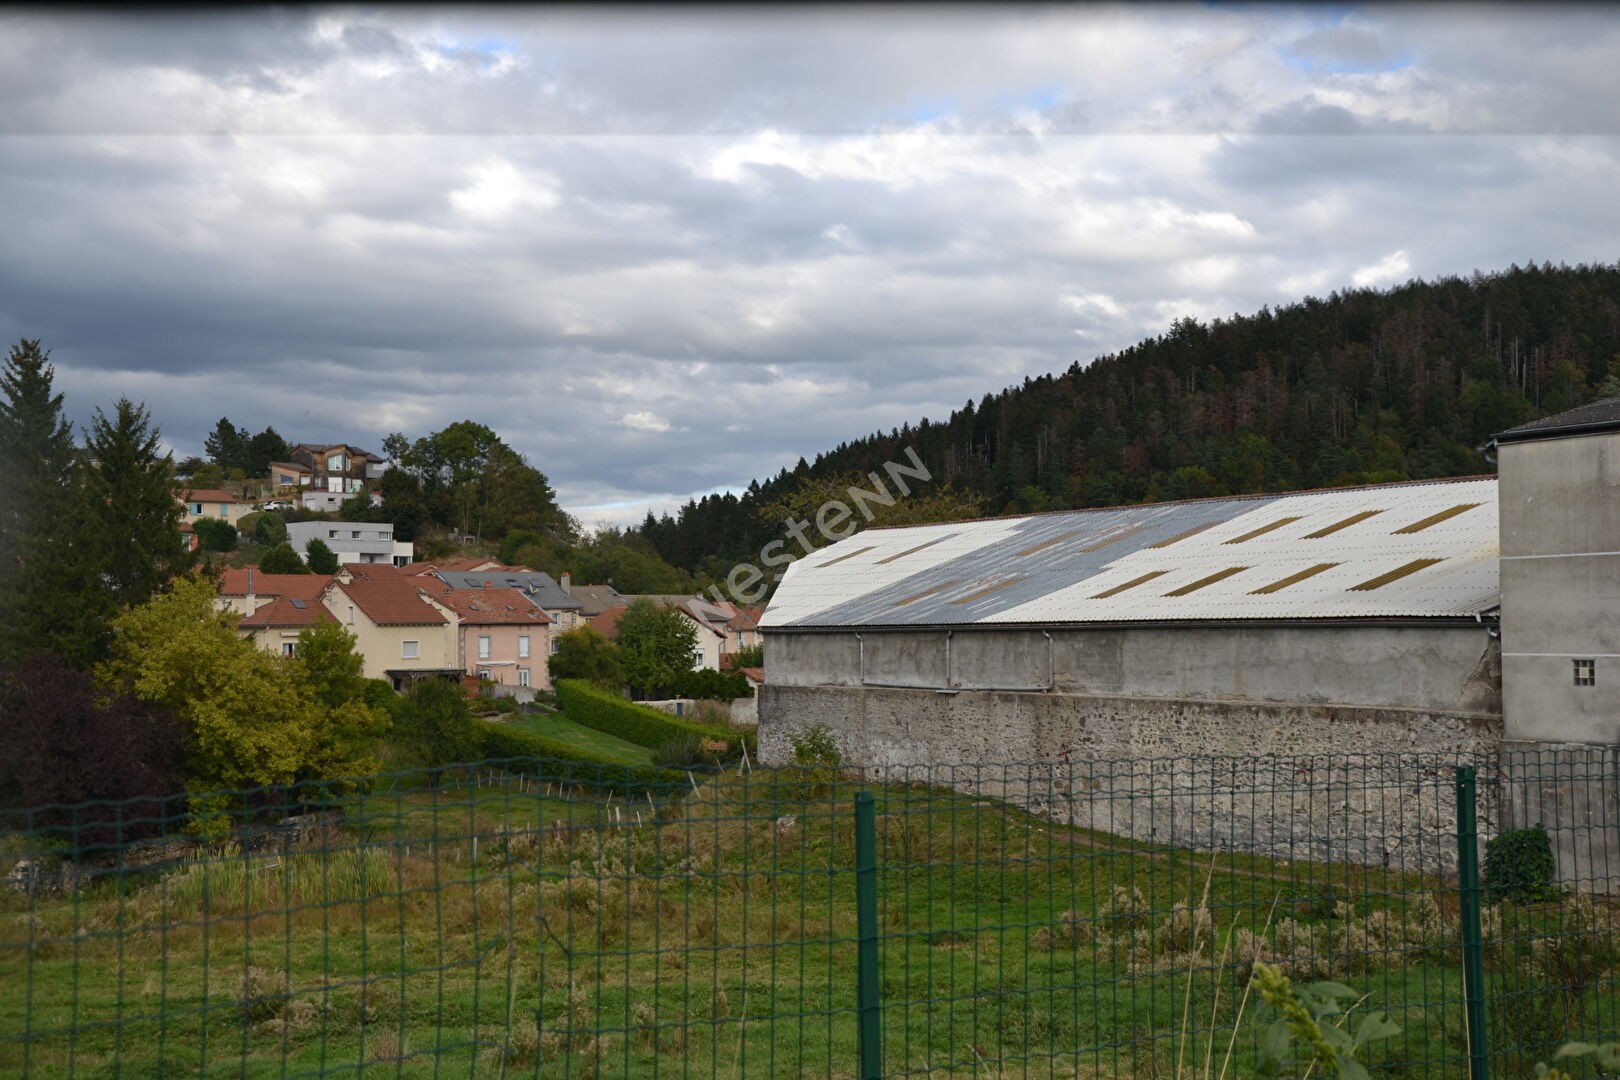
left=758, top=398, right=1620, bottom=878
left=760, top=476, right=1503, bottom=763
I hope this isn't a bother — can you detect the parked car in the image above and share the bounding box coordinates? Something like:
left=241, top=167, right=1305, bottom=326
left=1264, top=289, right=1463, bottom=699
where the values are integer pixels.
left=257, top=500, right=294, bottom=512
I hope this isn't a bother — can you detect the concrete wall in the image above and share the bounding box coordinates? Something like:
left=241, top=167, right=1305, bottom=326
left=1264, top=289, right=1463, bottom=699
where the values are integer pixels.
left=761, top=623, right=1504, bottom=874
left=1499, top=430, right=1620, bottom=744
left=1500, top=741, right=1620, bottom=892
left=767, top=624, right=1501, bottom=714
left=760, top=681, right=1499, bottom=873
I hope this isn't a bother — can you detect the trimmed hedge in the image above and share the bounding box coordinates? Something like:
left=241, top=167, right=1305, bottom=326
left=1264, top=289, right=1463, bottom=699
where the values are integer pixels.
left=476, top=721, right=685, bottom=797
left=555, top=679, right=755, bottom=756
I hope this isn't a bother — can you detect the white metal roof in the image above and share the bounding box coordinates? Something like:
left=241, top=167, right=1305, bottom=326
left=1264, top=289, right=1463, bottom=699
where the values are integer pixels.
left=761, top=477, right=1499, bottom=629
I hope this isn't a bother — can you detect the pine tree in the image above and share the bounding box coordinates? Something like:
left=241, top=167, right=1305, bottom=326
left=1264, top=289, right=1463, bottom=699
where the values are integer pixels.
left=0, top=340, right=83, bottom=665
left=304, top=537, right=339, bottom=574
left=85, top=398, right=193, bottom=612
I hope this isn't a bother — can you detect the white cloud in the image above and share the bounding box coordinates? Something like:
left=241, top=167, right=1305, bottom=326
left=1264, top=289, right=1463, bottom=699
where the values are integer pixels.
left=1352, top=249, right=1412, bottom=288
left=620, top=410, right=672, bottom=433
left=1, top=6, right=1618, bottom=525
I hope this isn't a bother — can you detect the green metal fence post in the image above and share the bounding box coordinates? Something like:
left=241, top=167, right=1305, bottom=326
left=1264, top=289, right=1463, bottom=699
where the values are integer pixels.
left=1456, top=765, right=1490, bottom=1080
left=855, top=790, right=883, bottom=1080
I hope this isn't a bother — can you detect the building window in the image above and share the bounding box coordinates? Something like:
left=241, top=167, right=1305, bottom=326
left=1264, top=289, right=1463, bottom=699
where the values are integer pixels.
left=190, top=502, right=202, bottom=515
left=518, top=635, right=530, bottom=658
left=218, top=503, right=228, bottom=517
left=1574, top=658, right=1596, bottom=686
left=347, top=605, right=355, bottom=625
left=549, top=637, right=560, bottom=655
left=402, top=640, right=419, bottom=660
left=518, top=667, right=531, bottom=688
left=352, top=530, right=362, bottom=539
left=282, top=643, right=295, bottom=657
left=478, top=635, right=492, bottom=660
left=328, top=529, right=339, bottom=539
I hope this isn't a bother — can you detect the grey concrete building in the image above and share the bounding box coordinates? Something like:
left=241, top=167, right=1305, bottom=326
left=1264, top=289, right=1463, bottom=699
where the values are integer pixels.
left=1494, top=398, right=1620, bottom=745
left=285, top=520, right=414, bottom=567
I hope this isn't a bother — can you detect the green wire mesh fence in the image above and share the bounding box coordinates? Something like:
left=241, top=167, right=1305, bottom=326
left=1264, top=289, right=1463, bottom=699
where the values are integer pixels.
left=1, top=750, right=1616, bottom=1078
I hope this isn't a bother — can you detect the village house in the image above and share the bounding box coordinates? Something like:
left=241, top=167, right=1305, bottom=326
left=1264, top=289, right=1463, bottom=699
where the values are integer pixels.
left=288, top=443, right=388, bottom=495
left=178, top=488, right=257, bottom=528
left=421, top=581, right=552, bottom=689
left=321, top=565, right=460, bottom=688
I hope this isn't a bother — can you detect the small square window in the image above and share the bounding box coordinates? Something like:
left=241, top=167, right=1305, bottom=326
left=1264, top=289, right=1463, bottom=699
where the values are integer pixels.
left=282, top=643, right=295, bottom=657
left=402, top=640, right=419, bottom=660
left=1574, top=659, right=1596, bottom=686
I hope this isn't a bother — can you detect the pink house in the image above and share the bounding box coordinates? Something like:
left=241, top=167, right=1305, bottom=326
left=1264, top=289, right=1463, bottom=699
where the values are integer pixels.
left=423, top=582, right=553, bottom=690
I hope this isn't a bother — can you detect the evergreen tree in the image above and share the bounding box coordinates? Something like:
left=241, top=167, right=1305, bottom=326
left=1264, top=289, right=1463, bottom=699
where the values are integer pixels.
left=258, top=542, right=311, bottom=574
left=0, top=340, right=83, bottom=665
left=304, top=537, right=339, bottom=574
left=85, top=398, right=193, bottom=611
left=203, top=416, right=246, bottom=473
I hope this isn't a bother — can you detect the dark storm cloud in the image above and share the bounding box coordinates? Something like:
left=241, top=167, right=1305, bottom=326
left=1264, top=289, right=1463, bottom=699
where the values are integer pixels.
left=1, top=5, right=1618, bottom=525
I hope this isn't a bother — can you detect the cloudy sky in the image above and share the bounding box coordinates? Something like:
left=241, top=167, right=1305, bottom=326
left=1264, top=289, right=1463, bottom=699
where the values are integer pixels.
left=2, top=5, right=1617, bottom=528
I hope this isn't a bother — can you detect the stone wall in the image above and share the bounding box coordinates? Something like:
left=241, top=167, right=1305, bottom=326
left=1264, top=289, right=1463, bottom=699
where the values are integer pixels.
left=760, top=682, right=1503, bottom=874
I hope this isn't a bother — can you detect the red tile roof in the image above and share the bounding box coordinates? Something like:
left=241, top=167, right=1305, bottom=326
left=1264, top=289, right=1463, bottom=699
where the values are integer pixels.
left=586, top=605, right=628, bottom=640
left=420, top=582, right=551, bottom=625
left=219, top=568, right=333, bottom=600
left=437, top=557, right=504, bottom=573
left=239, top=596, right=336, bottom=629
left=178, top=488, right=254, bottom=504
left=334, top=575, right=449, bottom=626
left=738, top=667, right=765, bottom=685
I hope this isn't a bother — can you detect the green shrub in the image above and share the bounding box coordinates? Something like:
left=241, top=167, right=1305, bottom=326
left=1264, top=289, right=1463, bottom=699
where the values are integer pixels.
left=476, top=721, right=684, bottom=797
left=650, top=734, right=712, bottom=769
left=671, top=667, right=752, bottom=701
left=554, top=679, right=753, bottom=756
left=782, top=724, right=842, bottom=801
left=1483, top=824, right=1558, bottom=903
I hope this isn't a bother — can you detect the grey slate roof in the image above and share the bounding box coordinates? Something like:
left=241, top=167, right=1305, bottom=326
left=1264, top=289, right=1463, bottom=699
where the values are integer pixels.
left=763, top=477, right=1499, bottom=630
left=1495, top=396, right=1620, bottom=443
left=568, top=583, right=628, bottom=616
left=434, top=570, right=581, bottom=611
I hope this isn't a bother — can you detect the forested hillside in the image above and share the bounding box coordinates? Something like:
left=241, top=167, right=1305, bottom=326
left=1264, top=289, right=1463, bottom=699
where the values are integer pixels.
left=638, top=263, right=1620, bottom=579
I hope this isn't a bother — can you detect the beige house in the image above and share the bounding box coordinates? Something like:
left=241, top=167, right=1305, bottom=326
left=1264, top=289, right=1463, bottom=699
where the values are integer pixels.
left=216, top=567, right=334, bottom=617
left=238, top=593, right=335, bottom=657
left=179, top=488, right=257, bottom=528
left=424, top=583, right=553, bottom=689
left=322, top=566, right=460, bottom=689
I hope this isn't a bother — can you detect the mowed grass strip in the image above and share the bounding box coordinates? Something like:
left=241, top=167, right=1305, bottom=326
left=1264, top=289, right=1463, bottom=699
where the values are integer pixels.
left=512, top=711, right=656, bottom=766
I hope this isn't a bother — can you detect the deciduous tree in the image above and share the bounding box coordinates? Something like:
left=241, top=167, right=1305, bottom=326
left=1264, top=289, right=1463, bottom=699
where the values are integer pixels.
left=99, top=576, right=381, bottom=791
left=616, top=599, right=698, bottom=700
left=548, top=625, right=624, bottom=689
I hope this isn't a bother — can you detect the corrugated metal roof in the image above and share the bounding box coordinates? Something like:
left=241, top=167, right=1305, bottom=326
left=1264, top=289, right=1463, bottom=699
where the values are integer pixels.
left=761, top=477, right=1499, bottom=629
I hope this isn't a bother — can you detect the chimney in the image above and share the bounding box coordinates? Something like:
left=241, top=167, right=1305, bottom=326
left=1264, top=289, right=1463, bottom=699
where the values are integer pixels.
left=483, top=580, right=493, bottom=589
left=560, top=571, right=572, bottom=593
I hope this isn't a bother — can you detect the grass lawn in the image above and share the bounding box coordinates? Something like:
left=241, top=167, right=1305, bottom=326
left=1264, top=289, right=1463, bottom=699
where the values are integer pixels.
left=2, top=769, right=1615, bottom=1079
left=509, top=711, right=656, bottom=766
